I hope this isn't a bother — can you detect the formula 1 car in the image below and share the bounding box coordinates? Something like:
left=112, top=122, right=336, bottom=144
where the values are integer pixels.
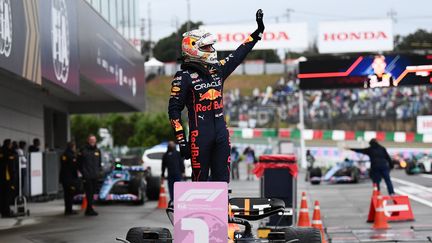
left=116, top=197, right=322, bottom=243
left=74, top=159, right=147, bottom=205
left=322, top=159, right=369, bottom=184
left=405, top=154, right=432, bottom=175
left=392, top=153, right=408, bottom=169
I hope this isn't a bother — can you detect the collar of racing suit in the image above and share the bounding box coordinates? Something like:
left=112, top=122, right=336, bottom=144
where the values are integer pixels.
left=181, top=61, right=212, bottom=77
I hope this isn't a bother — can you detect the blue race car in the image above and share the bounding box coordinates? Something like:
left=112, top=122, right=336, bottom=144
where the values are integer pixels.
left=323, top=159, right=369, bottom=184
left=74, top=158, right=147, bottom=205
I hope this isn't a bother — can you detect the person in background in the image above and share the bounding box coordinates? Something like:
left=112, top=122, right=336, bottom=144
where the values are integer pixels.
left=305, top=150, right=315, bottom=182
left=230, top=146, right=240, bottom=180
left=346, top=139, right=395, bottom=195
left=17, top=141, right=28, bottom=196
left=243, top=147, right=256, bottom=181
left=77, top=135, right=101, bottom=216
left=0, top=139, right=17, bottom=217
left=28, top=138, right=40, bottom=153
left=161, top=141, right=185, bottom=202
left=60, top=142, right=79, bottom=215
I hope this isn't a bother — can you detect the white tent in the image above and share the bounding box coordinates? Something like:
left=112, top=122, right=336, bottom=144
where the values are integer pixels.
left=145, top=57, right=164, bottom=67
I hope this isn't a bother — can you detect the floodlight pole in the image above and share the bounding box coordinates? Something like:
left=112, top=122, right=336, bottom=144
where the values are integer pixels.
left=299, top=90, right=307, bottom=169
left=186, top=0, right=191, bottom=31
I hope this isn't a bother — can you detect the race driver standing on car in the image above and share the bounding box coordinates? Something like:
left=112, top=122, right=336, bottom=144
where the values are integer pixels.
left=168, top=10, right=265, bottom=182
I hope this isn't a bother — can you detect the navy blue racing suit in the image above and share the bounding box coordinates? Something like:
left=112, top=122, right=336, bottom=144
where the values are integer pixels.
left=168, top=35, right=260, bottom=182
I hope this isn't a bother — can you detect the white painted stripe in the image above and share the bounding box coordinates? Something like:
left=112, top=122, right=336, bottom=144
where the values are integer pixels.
left=420, top=174, right=432, bottom=179
left=314, top=206, right=320, bottom=210
left=332, top=130, right=345, bottom=141
left=300, top=209, right=309, bottom=213
left=392, top=177, right=432, bottom=193
left=302, top=196, right=307, bottom=200
left=312, top=220, right=322, bottom=224
left=395, top=188, right=432, bottom=208
left=394, top=132, right=406, bottom=143
left=393, top=177, right=432, bottom=208
left=423, top=134, right=432, bottom=143
left=303, top=129, right=313, bottom=140
left=385, top=204, right=409, bottom=212
left=242, top=128, right=253, bottom=139
left=375, top=208, right=384, bottom=212
left=364, top=131, right=377, bottom=141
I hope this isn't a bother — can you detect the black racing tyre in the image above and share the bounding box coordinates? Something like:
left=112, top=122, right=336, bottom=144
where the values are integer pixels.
left=126, top=227, right=172, bottom=243
left=146, top=176, right=161, bottom=201
left=351, top=168, right=360, bottom=183
left=310, top=167, right=322, bottom=177
left=405, top=163, right=414, bottom=175
left=129, top=176, right=146, bottom=205
left=310, top=180, right=321, bottom=185
left=269, top=227, right=322, bottom=243
left=418, top=163, right=426, bottom=173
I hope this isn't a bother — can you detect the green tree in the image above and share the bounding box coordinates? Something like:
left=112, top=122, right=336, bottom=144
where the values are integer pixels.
left=395, top=29, right=432, bottom=50
left=70, top=115, right=102, bottom=147
left=103, top=114, right=135, bottom=147
left=153, top=21, right=203, bottom=62
left=128, top=113, right=175, bottom=147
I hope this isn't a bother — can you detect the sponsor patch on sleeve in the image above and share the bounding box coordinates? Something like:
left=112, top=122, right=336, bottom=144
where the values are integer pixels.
left=243, top=35, right=254, bottom=44
left=171, top=119, right=183, bottom=132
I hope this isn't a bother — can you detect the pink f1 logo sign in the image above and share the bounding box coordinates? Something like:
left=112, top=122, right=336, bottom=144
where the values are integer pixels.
left=174, top=182, right=228, bottom=243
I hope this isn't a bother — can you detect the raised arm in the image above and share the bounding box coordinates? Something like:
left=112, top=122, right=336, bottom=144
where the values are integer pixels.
left=218, top=9, right=265, bottom=80
left=350, top=148, right=371, bottom=156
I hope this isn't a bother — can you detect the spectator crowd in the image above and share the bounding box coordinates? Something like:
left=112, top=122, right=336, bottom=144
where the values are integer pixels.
left=224, top=74, right=432, bottom=127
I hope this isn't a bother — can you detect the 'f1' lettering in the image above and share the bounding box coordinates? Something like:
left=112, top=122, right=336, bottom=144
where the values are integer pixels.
left=178, top=189, right=224, bottom=202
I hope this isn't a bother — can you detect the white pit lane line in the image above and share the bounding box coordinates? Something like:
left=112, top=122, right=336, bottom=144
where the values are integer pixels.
left=420, top=174, right=432, bottom=179
left=392, top=177, right=432, bottom=208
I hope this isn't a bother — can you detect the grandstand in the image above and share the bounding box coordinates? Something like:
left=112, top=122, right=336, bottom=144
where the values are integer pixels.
left=224, top=73, right=432, bottom=131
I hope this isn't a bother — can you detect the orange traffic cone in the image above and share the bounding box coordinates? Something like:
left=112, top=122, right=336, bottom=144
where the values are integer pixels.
left=298, top=192, right=311, bottom=227
left=312, top=201, right=327, bottom=243
left=367, top=183, right=381, bottom=222
left=372, top=195, right=390, bottom=229
left=81, top=195, right=88, bottom=211
left=157, top=179, right=168, bottom=209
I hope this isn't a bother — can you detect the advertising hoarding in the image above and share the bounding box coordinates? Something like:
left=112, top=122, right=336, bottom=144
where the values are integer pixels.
left=30, top=152, right=43, bottom=196
left=318, top=19, right=393, bottom=54
left=40, top=0, right=80, bottom=94
left=0, top=0, right=40, bottom=84
left=417, top=116, right=432, bottom=134
left=78, top=0, right=145, bottom=110
left=201, top=23, right=308, bottom=51
left=299, top=54, right=432, bottom=90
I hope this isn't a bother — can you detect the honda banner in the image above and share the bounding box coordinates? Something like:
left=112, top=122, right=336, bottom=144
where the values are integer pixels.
left=417, top=116, right=432, bottom=134
left=318, top=19, right=393, bottom=54
left=201, top=23, right=308, bottom=51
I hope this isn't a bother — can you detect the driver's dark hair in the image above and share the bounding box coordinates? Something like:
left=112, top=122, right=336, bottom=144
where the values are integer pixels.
left=167, top=141, right=176, bottom=152
left=369, top=138, right=379, bottom=147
